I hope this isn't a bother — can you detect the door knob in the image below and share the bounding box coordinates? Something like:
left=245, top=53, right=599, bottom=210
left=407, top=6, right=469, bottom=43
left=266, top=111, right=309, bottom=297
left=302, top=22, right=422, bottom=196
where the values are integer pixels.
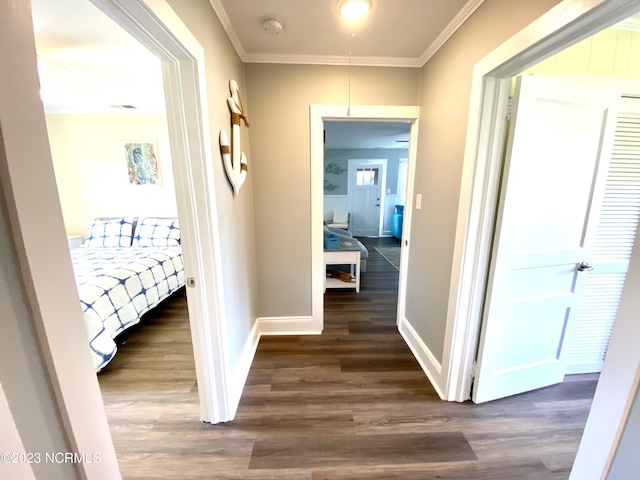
left=577, top=262, right=594, bottom=272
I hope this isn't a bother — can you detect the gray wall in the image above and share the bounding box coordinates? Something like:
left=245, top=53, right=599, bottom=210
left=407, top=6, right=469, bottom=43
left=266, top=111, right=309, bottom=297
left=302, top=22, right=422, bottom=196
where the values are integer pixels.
left=167, top=0, right=258, bottom=372
left=324, top=148, right=407, bottom=195
left=245, top=64, right=419, bottom=317
left=405, top=0, right=563, bottom=362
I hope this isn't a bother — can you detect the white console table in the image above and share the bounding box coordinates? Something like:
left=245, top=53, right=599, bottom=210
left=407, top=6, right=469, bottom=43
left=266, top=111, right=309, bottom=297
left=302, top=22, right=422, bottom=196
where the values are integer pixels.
left=324, top=247, right=361, bottom=293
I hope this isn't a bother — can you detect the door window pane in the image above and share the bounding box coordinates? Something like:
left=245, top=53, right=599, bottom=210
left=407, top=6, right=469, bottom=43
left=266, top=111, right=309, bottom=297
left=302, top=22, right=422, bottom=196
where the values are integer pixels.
left=356, top=168, right=378, bottom=186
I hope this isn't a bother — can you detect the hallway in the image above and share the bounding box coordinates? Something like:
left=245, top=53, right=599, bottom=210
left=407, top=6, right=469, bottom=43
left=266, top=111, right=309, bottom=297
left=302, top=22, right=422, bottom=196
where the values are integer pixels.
left=99, top=238, right=596, bottom=479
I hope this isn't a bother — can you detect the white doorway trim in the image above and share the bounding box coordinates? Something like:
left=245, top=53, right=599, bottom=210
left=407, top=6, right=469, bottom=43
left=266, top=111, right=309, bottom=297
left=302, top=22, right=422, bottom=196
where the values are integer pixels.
left=88, top=0, right=231, bottom=422
left=310, top=105, right=420, bottom=332
left=347, top=159, right=387, bottom=237
left=443, top=0, right=640, bottom=477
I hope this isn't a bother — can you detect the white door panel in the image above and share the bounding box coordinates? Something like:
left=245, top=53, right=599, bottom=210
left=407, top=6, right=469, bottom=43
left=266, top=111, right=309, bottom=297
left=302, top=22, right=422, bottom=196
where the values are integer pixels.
left=473, top=76, right=620, bottom=403
left=348, top=161, right=385, bottom=237
left=568, top=97, right=640, bottom=374
left=352, top=187, right=378, bottom=233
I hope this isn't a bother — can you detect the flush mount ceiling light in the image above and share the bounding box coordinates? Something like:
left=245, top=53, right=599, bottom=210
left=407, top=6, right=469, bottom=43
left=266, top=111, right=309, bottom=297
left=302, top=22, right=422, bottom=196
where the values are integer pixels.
left=338, top=0, right=372, bottom=20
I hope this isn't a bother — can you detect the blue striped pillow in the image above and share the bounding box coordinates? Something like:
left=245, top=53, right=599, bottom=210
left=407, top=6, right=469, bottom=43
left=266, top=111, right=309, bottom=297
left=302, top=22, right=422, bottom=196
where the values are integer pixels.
left=85, top=217, right=135, bottom=247
left=133, top=217, right=180, bottom=247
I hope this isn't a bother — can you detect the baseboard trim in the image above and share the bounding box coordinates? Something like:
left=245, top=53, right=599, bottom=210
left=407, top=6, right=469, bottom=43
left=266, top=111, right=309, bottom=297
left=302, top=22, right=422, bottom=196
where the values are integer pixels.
left=228, top=319, right=261, bottom=416
left=398, top=316, right=446, bottom=399
left=256, top=316, right=321, bottom=335
left=566, top=362, right=602, bottom=375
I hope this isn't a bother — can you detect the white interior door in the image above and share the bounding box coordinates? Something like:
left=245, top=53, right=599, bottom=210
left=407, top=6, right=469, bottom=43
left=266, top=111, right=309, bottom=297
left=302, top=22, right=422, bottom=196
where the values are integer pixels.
left=348, top=160, right=386, bottom=237
left=472, top=76, right=620, bottom=404
left=568, top=96, right=640, bottom=374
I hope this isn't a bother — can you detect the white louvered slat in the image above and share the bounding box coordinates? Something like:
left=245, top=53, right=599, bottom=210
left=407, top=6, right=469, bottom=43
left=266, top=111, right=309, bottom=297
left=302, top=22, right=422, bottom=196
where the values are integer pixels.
left=568, top=99, right=640, bottom=374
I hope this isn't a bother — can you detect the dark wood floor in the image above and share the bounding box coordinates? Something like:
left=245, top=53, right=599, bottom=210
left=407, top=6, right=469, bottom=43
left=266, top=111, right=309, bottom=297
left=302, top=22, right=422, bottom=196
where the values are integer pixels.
left=99, top=237, right=598, bottom=479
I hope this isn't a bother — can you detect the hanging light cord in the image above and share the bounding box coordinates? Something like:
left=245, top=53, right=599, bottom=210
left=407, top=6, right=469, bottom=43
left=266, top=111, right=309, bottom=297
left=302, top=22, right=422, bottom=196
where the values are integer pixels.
left=347, top=33, right=354, bottom=116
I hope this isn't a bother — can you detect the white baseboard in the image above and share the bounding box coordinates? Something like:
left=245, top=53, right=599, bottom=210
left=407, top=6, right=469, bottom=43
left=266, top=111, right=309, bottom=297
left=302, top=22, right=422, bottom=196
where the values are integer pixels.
left=228, top=320, right=261, bottom=416
left=226, top=315, right=321, bottom=418
left=256, top=316, right=321, bottom=335
left=566, top=362, right=603, bottom=375
left=398, top=316, right=446, bottom=399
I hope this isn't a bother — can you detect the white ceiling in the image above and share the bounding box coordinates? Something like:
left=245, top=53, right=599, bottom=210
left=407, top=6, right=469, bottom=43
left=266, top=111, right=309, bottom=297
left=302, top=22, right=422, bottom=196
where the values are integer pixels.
left=31, top=0, right=164, bottom=114
left=211, top=0, right=483, bottom=66
left=29, top=0, right=640, bottom=147
left=30, top=0, right=486, bottom=116
left=30, top=0, right=481, bottom=146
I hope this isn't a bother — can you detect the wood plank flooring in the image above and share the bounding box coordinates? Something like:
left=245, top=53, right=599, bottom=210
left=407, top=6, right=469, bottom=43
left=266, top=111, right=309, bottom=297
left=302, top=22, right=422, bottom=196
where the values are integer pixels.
left=99, top=237, right=598, bottom=479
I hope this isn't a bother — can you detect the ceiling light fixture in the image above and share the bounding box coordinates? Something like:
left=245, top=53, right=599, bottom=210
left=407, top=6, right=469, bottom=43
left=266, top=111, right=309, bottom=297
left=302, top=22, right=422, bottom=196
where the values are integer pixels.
left=338, top=0, right=372, bottom=21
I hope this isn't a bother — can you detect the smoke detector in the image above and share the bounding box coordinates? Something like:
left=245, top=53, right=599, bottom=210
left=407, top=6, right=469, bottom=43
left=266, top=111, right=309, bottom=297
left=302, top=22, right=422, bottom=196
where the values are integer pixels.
left=261, top=17, right=284, bottom=35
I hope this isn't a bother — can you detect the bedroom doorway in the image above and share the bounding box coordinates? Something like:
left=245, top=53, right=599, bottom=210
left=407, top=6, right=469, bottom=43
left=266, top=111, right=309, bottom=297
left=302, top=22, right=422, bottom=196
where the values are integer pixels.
left=88, top=0, right=230, bottom=423
left=28, top=0, right=231, bottom=425
left=32, top=0, right=208, bottom=418
left=35, top=18, right=181, bottom=380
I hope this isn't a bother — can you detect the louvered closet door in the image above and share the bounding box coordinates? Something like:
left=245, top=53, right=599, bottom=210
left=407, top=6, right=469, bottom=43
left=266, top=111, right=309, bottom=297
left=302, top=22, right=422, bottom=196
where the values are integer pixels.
left=567, top=96, right=640, bottom=374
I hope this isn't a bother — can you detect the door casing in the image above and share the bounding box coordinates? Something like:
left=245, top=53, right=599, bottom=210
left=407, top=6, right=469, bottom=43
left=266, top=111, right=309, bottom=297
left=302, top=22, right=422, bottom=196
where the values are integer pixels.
left=310, top=106, right=420, bottom=334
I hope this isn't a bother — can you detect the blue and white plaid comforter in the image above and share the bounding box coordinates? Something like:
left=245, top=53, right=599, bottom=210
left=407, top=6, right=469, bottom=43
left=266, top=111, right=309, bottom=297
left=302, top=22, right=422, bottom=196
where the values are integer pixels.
left=70, top=246, right=185, bottom=372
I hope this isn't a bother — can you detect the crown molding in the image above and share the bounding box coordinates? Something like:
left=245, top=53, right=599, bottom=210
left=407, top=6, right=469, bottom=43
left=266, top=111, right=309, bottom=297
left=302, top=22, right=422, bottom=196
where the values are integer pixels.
left=209, top=0, right=484, bottom=68
left=242, top=53, right=423, bottom=68
left=419, top=0, right=486, bottom=66
left=208, top=0, right=247, bottom=59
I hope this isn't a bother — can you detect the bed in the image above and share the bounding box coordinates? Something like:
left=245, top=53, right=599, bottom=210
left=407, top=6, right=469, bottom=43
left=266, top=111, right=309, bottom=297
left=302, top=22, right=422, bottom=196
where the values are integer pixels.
left=70, top=216, right=185, bottom=372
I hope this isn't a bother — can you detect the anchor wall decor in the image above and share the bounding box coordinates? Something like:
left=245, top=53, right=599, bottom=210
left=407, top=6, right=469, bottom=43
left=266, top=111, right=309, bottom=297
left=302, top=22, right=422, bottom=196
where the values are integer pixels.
left=220, top=79, right=250, bottom=197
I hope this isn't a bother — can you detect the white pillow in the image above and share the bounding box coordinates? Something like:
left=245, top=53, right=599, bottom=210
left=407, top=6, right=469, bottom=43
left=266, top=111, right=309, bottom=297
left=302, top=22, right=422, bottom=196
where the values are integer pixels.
left=133, top=217, right=180, bottom=247
left=333, top=211, right=349, bottom=224
left=85, top=217, right=135, bottom=247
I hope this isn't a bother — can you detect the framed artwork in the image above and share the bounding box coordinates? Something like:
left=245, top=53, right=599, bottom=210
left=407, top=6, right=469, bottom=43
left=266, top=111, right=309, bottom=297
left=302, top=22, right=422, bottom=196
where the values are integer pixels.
left=124, top=142, right=161, bottom=185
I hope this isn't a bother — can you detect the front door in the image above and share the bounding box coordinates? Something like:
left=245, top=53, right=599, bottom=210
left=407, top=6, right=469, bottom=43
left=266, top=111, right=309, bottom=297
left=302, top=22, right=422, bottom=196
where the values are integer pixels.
left=348, top=160, right=385, bottom=237
left=472, top=76, right=620, bottom=403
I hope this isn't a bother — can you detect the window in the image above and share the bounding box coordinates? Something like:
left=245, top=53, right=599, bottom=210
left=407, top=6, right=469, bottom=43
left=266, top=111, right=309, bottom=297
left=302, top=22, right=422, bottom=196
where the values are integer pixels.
left=356, top=168, right=379, bottom=186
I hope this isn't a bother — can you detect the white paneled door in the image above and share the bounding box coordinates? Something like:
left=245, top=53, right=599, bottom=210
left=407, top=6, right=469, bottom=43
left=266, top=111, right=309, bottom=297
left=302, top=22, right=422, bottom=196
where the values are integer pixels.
left=348, top=160, right=386, bottom=237
left=472, top=76, right=620, bottom=404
